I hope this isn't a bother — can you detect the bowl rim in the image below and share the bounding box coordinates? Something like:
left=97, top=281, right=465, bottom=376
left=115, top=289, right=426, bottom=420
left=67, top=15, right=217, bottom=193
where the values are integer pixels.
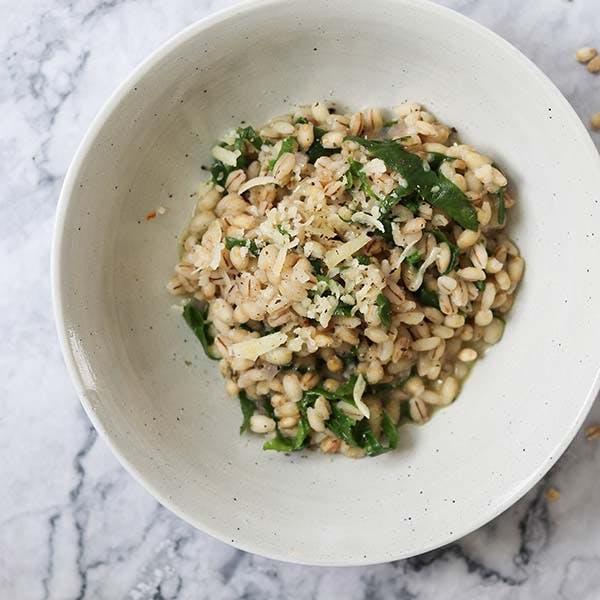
left=52, top=0, right=600, bottom=566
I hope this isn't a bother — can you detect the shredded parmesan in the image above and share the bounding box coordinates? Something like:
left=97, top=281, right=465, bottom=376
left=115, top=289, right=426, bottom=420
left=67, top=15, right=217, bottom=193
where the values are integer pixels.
left=351, top=212, right=385, bottom=232
left=353, top=373, right=370, bottom=418
left=398, top=237, right=420, bottom=265
left=230, top=332, right=288, bottom=361
left=273, top=244, right=288, bottom=277
left=211, top=145, right=241, bottom=167
left=324, top=232, right=371, bottom=269
left=408, top=247, right=441, bottom=292
left=238, top=176, right=279, bottom=195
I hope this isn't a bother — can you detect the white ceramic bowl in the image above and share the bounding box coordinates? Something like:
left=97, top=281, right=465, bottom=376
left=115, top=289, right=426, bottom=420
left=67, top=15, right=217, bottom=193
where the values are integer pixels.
left=53, top=0, right=600, bottom=565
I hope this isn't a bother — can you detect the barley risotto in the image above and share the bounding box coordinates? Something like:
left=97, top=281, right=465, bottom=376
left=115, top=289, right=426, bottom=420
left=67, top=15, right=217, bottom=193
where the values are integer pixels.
left=167, top=101, right=524, bottom=458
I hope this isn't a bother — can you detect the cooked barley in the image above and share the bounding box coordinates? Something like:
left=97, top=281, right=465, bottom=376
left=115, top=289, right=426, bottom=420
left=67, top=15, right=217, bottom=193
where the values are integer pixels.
left=170, top=101, right=523, bottom=457
left=576, top=46, right=597, bottom=63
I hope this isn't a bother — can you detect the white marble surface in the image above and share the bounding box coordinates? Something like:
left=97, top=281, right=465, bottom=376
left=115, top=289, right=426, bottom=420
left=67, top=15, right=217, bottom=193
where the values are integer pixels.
left=1, top=0, right=600, bottom=597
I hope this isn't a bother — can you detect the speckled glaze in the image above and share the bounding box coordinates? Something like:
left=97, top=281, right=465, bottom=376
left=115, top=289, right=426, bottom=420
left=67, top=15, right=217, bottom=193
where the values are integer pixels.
left=52, top=0, right=600, bottom=565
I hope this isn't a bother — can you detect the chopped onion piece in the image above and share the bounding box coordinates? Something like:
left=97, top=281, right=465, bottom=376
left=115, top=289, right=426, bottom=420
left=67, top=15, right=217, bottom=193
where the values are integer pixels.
left=238, top=176, right=279, bottom=195
left=353, top=373, right=370, bottom=418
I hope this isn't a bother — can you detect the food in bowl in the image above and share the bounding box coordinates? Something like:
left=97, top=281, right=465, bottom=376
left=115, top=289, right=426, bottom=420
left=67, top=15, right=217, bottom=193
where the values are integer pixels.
left=167, top=101, right=524, bottom=457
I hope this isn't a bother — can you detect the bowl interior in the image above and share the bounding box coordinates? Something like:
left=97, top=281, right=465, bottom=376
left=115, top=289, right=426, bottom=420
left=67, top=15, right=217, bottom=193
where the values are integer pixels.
left=54, top=0, right=600, bottom=564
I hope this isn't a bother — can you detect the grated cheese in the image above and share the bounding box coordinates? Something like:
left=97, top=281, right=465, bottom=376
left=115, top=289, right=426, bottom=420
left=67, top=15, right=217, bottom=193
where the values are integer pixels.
left=324, top=232, right=371, bottom=269
left=230, top=332, right=288, bottom=361
left=351, top=212, right=385, bottom=232
left=408, top=247, right=441, bottom=292
left=211, top=145, right=241, bottom=167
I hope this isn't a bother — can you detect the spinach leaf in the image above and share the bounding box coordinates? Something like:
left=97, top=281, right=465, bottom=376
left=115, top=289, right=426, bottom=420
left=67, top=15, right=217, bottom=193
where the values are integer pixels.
left=403, top=195, right=421, bottom=215
left=213, top=128, right=263, bottom=185
left=348, top=160, right=380, bottom=200
left=268, top=136, right=297, bottom=170
left=333, top=302, right=354, bottom=317
left=210, top=160, right=233, bottom=187
left=383, top=119, right=398, bottom=127
left=376, top=214, right=395, bottom=243
left=376, top=293, right=392, bottom=330
left=345, top=137, right=478, bottom=230
left=262, top=432, right=295, bottom=452
left=381, top=411, right=398, bottom=449
left=225, top=236, right=260, bottom=257
left=379, top=185, right=412, bottom=215
left=295, top=116, right=309, bottom=124
left=418, top=288, right=440, bottom=309
left=427, top=152, right=453, bottom=170
left=308, top=257, right=326, bottom=276
left=431, top=230, right=459, bottom=274
left=431, top=174, right=480, bottom=232
left=182, top=303, right=220, bottom=360
left=342, top=346, right=359, bottom=368
left=474, top=280, right=486, bottom=291
left=307, top=374, right=358, bottom=404
left=307, top=127, right=338, bottom=163
left=326, top=403, right=360, bottom=447
left=405, top=251, right=422, bottom=267
left=355, top=254, right=371, bottom=265
left=276, top=224, right=290, bottom=237
left=496, top=186, right=506, bottom=225
left=234, top=126, right=263, bottom=154
left=353, top=419, right=389, bottom=456
left=400, top=400, right=412, bottom=421
left=368, top=369, right=414, bottom=395
left=262, top=397, right=276, bottom=419
left=344, top=167, right=354, bottom=189
left=263, top=394, right=313, bottom=452
left=239, top=392, right=256, bottom=434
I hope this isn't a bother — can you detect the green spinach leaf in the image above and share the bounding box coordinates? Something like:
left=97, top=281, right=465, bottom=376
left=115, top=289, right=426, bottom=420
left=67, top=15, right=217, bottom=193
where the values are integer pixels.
left=308, top=257, right=326, bottom=276
left=326, top=403, right=360, bottom=447
left=307, top=127, right=338, bottom=163
left=381, top=411, right=398, bottom=449
left=376, top=293, right=392, bottom=330
left=427, top=152, right=453, bottom=170
left=210, top=160, right=233, bottom=187
left=353, top=419, right=389, bottom=456
left=234, top=126, right=263, bottom=153
left=496, top=186, right=506, bottom=225
left=368, top=369, right=414, bottom=395
left=225, top=236, right=260, bottom=257
left=268, top=136, right=297, bottom=170
left=418, top=288, right=440, bottom=309
left=405, top=251, right=422, bottom=267
left=239, top=392, right=256, bottom=434
left=263, top=395, right=313, bottom=452
left=345, top=137, right=478, bottom=230
left=379, top=185, right=412, bottom=215
left=403, top=195, right=421, bottom=215
left=348, top=160, right=379, bottom=200
left=182, top=303, right=220, bottom=360
left=333, top=302, right=354, bottom=317
left=276, top=224, right=290, bottom=237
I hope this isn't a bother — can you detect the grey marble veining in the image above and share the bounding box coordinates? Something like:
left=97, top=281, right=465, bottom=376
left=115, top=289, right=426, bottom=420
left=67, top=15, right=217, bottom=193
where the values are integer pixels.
left=1, top=0, right=600, bottom=598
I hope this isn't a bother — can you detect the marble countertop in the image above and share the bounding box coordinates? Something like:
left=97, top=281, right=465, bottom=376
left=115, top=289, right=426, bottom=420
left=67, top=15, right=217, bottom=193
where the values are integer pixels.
left=2, top=0, right=600, bottom=597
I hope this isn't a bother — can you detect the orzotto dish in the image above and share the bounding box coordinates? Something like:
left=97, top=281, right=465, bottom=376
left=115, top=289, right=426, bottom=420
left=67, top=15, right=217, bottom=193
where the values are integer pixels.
left=167, top=101, right=524, bottom=458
